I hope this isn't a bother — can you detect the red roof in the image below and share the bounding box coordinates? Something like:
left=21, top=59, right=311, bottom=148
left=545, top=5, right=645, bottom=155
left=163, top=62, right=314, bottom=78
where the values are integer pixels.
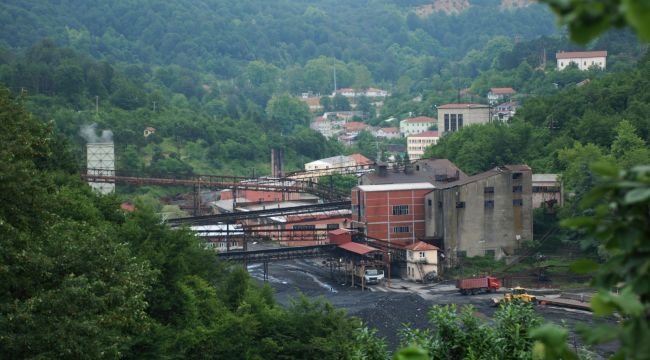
left=438, top=104, right=488, bottom=109
left=556, top=51, right=607, bottom=59
left=336, top=88, right=355, bottom=93
left=404, top=241, right=439, bottom=251
left=489, top=87, right=515, bottom=95
left=350, top=153, right=373, bottom=166
left=380, top=127, right=399, bottom=133
left=344, top=122, right=369, bottom=131
left=404, top=116, right=436, bottom=123
left=338, top=242, right=382, bottom=255
left=120, top=203, right=135, bottom=212
left=329, top=228, right=350, bottom=235
left=410, top=131, right=439, bottom=138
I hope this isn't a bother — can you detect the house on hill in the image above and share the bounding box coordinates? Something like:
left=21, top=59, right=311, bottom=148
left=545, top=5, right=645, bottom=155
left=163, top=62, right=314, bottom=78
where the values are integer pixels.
left=556, top=51, right=607, bottom=70
left=487, top=87, right=516, bottom=105
left=399, top=116, right=436, bottom=136
left=437, top=104, right=490, bottom=134
left=407, top=131, right=439, bottom=160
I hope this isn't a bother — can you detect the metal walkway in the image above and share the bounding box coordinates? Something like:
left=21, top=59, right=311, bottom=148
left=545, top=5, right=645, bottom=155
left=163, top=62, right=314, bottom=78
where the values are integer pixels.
left=167, top=200, right=351, bottom=226
left=217, top=244, right=337, bottom=264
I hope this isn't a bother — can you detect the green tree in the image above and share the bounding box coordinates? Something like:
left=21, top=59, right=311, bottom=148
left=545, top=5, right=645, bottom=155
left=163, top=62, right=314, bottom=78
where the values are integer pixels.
left=332, top=93, right=351, bottom=111
left=266, top=93, right=311, bottom=133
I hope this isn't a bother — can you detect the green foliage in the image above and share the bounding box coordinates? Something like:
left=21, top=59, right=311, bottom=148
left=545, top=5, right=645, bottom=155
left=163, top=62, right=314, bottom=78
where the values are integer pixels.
left=399, top=302, right=543, bottom=360
left=540, top=0, right=650, bottom=43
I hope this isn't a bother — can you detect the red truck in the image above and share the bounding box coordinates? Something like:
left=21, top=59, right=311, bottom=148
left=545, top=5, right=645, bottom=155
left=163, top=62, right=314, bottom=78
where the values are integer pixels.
left=456, top=276, right=501, bottom=295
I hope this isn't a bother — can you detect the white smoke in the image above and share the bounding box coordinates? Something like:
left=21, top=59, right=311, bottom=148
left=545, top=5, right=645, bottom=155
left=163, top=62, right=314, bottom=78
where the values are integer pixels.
left=80, top=123, right=113, bottom=143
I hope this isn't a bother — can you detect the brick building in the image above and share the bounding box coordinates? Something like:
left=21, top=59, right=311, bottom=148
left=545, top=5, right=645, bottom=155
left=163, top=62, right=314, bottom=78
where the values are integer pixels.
left=351, top=183, right=435, bottom=244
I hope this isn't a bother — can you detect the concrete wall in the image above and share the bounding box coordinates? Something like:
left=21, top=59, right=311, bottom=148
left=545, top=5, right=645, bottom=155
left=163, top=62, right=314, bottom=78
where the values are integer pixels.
left=558, top=56, right=606, bottom=70
left=437, top=107, right=490, bottom=134
left=424, top=168, right=533, bottom=265
left=405, top=249, right=438, bottom=281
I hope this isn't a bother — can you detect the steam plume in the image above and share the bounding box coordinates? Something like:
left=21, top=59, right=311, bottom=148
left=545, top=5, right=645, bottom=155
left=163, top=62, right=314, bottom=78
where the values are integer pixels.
left=80, top=123, right=113, bottom=143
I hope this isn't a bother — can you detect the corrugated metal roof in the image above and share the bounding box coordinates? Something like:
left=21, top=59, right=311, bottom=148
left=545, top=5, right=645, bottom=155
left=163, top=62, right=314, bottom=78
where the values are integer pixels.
left=356, top=183, right=435, bottom=192
left=339, top=242, right=382, bottom=255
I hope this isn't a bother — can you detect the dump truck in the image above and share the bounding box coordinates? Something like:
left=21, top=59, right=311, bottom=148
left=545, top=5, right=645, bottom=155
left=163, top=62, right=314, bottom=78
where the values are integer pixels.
left=456, top=276, right=501, bottom=295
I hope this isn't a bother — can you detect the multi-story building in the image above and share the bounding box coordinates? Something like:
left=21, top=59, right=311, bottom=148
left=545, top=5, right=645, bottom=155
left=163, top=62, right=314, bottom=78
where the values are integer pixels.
left=399, top=116, right=436, bottom=136
left=437, top=104, right=490, bottom=135
left=351, top=183, right=435, bottom=244
left=424, top=165, right=533, bottom=264
left=493, top=101, right=519, bottom=122
left=556, top=51, right=607, bottom=70
left=374, top=127, right=400, bottom=139
left=405, top=241, right=440, bottom=281
left=407, top=131, right=439, bottom=160
left=487, top=87, right=516, bottom=105
left=532, top=174, right=563, bottom=209
left=360, top=158, right=466, bottom=186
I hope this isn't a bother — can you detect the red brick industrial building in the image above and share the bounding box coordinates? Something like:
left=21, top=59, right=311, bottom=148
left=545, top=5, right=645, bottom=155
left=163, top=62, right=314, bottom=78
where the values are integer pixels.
left=351, top=183, right=435, bottom=244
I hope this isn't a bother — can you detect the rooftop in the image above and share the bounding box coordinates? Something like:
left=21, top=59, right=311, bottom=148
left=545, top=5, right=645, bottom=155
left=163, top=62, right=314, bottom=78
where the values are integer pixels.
left=356, top=182, right=435, bottom=192
left=409, top=131, right=439, bottom=138
left=339, top=242, right=383, bottom=255
left=489, top=87, right=516, bottom=94
left=344, top=122, right=369, bottom=131
left=403, top=116, right=436, bottom=123
left=361, top=158, right=466, bottom=185
left=532, top=174, right=559, bottom=182
left=404, top=241, right=440, bottom=251
left=438, top=103, right=489, bottom=109
left=349, top=153, right=373, bottom=166
left=556, top=51, right=608, bottom=59
left=380, top=127, right=399, bottom=133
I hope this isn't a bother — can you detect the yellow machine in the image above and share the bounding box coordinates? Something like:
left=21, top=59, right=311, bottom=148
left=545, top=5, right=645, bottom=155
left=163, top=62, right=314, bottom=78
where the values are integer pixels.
left=503, top=286, right=537, bottom=304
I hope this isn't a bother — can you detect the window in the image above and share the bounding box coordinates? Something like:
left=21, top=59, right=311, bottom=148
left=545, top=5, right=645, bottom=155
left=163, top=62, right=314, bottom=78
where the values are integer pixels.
left=326, top=223, right=340, bottom=230
left=513, top=199, right=523, bottom=206
left=451, top=114, right=457, bottom=131
left=458, top=114, right=463, bottom=129
left=532, top=186, right=540, bottom=193
left=513, top=185, right=522, bottom=193
left=294, top=225, right=316, bottom=230
left=456, top=201, right=465, bottom=208
left=444, top=114, right=449, bottom=132
left=512, top=172, right=522, bottom=180
left=393, top=226, right=410, bottom=233
left=427, top=199, right=432, bottom=206
left=392, top=205, right=409, bottom=215
left=438, top=201, right=443, bottom=209
left=419, top=251, right=426, bottom=258
left=484, top=186, right=494, bottom=194
left=484, top=200, right=494, bottom=208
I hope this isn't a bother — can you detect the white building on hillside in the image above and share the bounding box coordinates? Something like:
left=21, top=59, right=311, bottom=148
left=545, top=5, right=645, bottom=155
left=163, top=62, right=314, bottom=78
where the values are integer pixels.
left=556, top=51, right=607, bottom=71
left=407, top=131, right=439, bottom=160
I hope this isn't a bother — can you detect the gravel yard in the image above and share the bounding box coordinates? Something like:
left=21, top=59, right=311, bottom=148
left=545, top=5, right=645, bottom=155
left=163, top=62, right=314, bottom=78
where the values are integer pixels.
left=248, top=258, right=617, bottom=357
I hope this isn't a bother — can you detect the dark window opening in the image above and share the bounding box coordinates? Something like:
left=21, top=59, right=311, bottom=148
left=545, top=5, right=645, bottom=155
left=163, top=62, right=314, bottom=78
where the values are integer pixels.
left=444, top=114, right=449, bottom=132
left=438, top=201, right=443, bottom=209
left=513, top=185, right=522, bottom=193
left=393, top=226, right=410, bottom=233
left=294, top=225, right=316, bottom=230
left=512, top=172, right=522, bottom=180
left=451, top=114, right=457, bottom=131
left=484, top=186, right=494, bottom=193
left=392, top=205, right=409, bottom=215
left=456, top=201, right=465, bottom=208
left=427, top=199, right=432, bottom=206
left=484, top=200, right=494, bottom=208
left=326, top=223, right=340, bottom=230
left=458, top=114, right=463, bottom=129
left=513, top=199, right=523, bottom=206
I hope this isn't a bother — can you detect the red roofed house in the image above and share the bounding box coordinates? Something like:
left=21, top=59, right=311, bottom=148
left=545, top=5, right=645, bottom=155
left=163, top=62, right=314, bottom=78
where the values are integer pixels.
left=400, top=116, right=436, bottom=136
left=374, top=127, right=400, bottom=139
left=407, top=131, right=440, bottom=160
left=343, top=121, right=370, bottom=135
left=437, top=104, right=490, bottom=135
left=487, top=87, right=516, bottom=105
left=349, top=153, right=374, bottom=168
left=404, top=241, right=439, bottom=282
left=556, top=51, right=607, bottom=70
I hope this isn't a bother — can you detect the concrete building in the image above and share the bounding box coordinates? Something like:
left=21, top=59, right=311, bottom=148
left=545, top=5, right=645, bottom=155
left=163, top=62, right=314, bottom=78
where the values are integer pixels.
left=334, top=88, right=389, bottom=98
left=437, top=104, right=490, bottom=135
left=556, top=51, right=607, bottom=70
left=405, top=241, right=440, bottom=282
left=407, top=131, right=439, bottom=160
left=86, top=142, right=115, bottom=194
left=487, top=87, right=516, bottom=105
left=424, top=165, right=533, bottom=264
left=399, top=116, right=436, bottom=136
left=532, top=174, right=563, bottom=209
left=351, top=183, right=435, bottom=244
left=305, top=155, right=356, bottom=172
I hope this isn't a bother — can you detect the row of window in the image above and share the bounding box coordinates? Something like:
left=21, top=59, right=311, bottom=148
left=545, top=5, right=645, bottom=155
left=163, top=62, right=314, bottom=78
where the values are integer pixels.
left=392, top=205, right=409, bottom=215
left=443, top=113, right=464, bottom=132
left=293, top=224, right=340, bottom=231
left=427, top=199, right=524, bottom=209
left=532, top=186, right=560, bottom=193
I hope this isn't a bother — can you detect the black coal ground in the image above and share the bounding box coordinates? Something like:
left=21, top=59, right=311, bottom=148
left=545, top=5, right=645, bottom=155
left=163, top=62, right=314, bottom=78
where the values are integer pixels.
left=247, top=259, right=618, bottom=358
